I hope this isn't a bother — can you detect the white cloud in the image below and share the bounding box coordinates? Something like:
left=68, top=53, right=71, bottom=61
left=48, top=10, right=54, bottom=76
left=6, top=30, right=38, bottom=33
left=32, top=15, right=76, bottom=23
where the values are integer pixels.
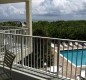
left=0, top=0, right=86, bottom=20
left=0, top=3, right=25, bottom=19
left=33, top=0, right=86, bottom=15
left=8, top=4, right=25, bottom=15
left=32, top=0, right=44, bottom=7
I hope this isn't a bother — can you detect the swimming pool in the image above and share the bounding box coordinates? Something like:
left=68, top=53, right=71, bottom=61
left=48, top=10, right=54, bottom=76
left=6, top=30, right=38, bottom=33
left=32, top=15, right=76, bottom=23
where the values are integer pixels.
left=60, top=49, right=86, bottom=66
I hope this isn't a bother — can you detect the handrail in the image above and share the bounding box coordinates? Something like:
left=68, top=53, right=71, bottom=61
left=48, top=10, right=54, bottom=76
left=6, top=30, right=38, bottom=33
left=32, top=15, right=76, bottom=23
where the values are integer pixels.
left=0, top=32, right=86, bottom=43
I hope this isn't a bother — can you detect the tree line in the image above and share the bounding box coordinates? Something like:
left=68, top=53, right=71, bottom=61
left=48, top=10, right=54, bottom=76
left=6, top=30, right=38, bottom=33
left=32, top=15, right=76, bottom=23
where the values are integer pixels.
left=0, top=20, right=86, bottom=40
left=33, top=20, right=86, bottom=41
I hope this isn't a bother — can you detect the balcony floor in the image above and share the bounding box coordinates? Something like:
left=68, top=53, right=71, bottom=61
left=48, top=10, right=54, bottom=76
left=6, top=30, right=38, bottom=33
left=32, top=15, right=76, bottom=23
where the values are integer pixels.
left=11, top=70, right=61, bottom=80
left=12, top=70, right=40, bottom=80
left=12, top=68, right=61, bottom=80
left=0, top=66, right=62, bottom=80
left=0, top=67, right=44, bottom=80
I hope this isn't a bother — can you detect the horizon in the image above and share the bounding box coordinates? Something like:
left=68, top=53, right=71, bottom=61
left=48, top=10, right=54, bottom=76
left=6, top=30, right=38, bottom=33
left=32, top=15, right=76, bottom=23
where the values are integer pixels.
left=0, top=19, right=86, bottom=23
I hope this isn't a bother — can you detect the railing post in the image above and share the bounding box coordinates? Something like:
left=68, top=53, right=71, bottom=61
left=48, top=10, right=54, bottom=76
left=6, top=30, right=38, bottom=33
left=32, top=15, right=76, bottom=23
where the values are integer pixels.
left=57, top=40, right=60, bottom=77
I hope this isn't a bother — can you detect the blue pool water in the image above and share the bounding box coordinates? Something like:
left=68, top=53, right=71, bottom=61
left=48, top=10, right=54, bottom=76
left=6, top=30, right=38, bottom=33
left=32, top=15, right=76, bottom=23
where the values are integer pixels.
left=60, top=49, right=86, bottom=66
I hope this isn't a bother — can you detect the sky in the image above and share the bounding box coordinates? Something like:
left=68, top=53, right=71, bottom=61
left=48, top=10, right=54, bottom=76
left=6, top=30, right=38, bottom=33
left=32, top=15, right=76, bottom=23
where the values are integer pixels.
left=0, top=0, right=86, bottom=21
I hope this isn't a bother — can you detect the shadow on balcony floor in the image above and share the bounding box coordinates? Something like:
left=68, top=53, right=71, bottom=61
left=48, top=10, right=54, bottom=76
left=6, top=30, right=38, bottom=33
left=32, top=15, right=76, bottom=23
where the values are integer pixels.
left=12, top=70, right=59, bottom=80
left=12, top=70, right=40, bottom=80
left=0, top=67, right=40, bottom=80
left=0, top=66, right=60, bottom=80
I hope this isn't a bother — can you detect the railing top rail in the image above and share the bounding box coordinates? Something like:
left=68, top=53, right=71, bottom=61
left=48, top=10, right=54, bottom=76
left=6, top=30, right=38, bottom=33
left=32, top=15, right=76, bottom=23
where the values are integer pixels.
left=0, top=32, right=86, bottom=43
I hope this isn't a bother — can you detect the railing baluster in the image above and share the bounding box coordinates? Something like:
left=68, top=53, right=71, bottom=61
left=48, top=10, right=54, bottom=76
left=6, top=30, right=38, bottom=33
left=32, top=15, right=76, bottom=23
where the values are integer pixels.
left=0, top=33, right=3, bottom=61
left=13, top=35, right=16, bottom=64
left=57, top=40, right=60, bottom=77
left=33, top=37, right=35, bottom=68
left=43, top=39, right=44, bottom=70
left=66, top=42, right=68, bottom=78
left=37, top=38, right=38, bottom=69
left=75, top=42, right=78, bottom=80
left=18, top=35, right=20, bottom=65
left=80, top=43, right=84, bottom=78
left=53, top=40, right=55, bottom=74
left=24, top=36, right=27, bottom=66
left=27, top=37, right=29, bottom=67
left=30, top=36, right=32, bottom=68
left=9, top=34, right=10, bottom=51
left=40, top=38, right=41, bottom=69
left=50, top=39, right=52, bottom=74
left=62, top=42, right=64, bottom=79
left=70, top=42, right=74, bottom=79
left=46, top=39, right=48, bottom=72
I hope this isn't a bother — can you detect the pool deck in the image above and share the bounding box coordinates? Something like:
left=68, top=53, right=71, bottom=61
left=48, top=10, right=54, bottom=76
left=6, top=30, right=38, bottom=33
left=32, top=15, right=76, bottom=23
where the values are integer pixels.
left=59, top=55, right=81, bottom=79
left=52, top=45, right=86, bottom=79
left=60, top=44, right=86, bottom=51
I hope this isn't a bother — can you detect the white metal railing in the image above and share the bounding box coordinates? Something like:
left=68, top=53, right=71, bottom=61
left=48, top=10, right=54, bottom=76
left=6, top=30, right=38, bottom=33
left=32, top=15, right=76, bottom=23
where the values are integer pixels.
left=0, top=28, right=28, bottom=35
left=0, top=32, right=86, bottom=80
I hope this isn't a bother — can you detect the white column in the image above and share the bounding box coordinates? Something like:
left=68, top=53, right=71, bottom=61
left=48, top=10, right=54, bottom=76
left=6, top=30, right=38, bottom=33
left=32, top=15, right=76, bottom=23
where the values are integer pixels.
left=26, top=0, right=32, bottom=35
left=26, top=0, right=33, bottom=54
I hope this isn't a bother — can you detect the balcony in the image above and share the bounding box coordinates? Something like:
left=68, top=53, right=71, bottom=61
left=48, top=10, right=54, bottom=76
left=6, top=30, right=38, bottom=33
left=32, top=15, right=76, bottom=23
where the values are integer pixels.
left=0, top=29, right=86, bottom=80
